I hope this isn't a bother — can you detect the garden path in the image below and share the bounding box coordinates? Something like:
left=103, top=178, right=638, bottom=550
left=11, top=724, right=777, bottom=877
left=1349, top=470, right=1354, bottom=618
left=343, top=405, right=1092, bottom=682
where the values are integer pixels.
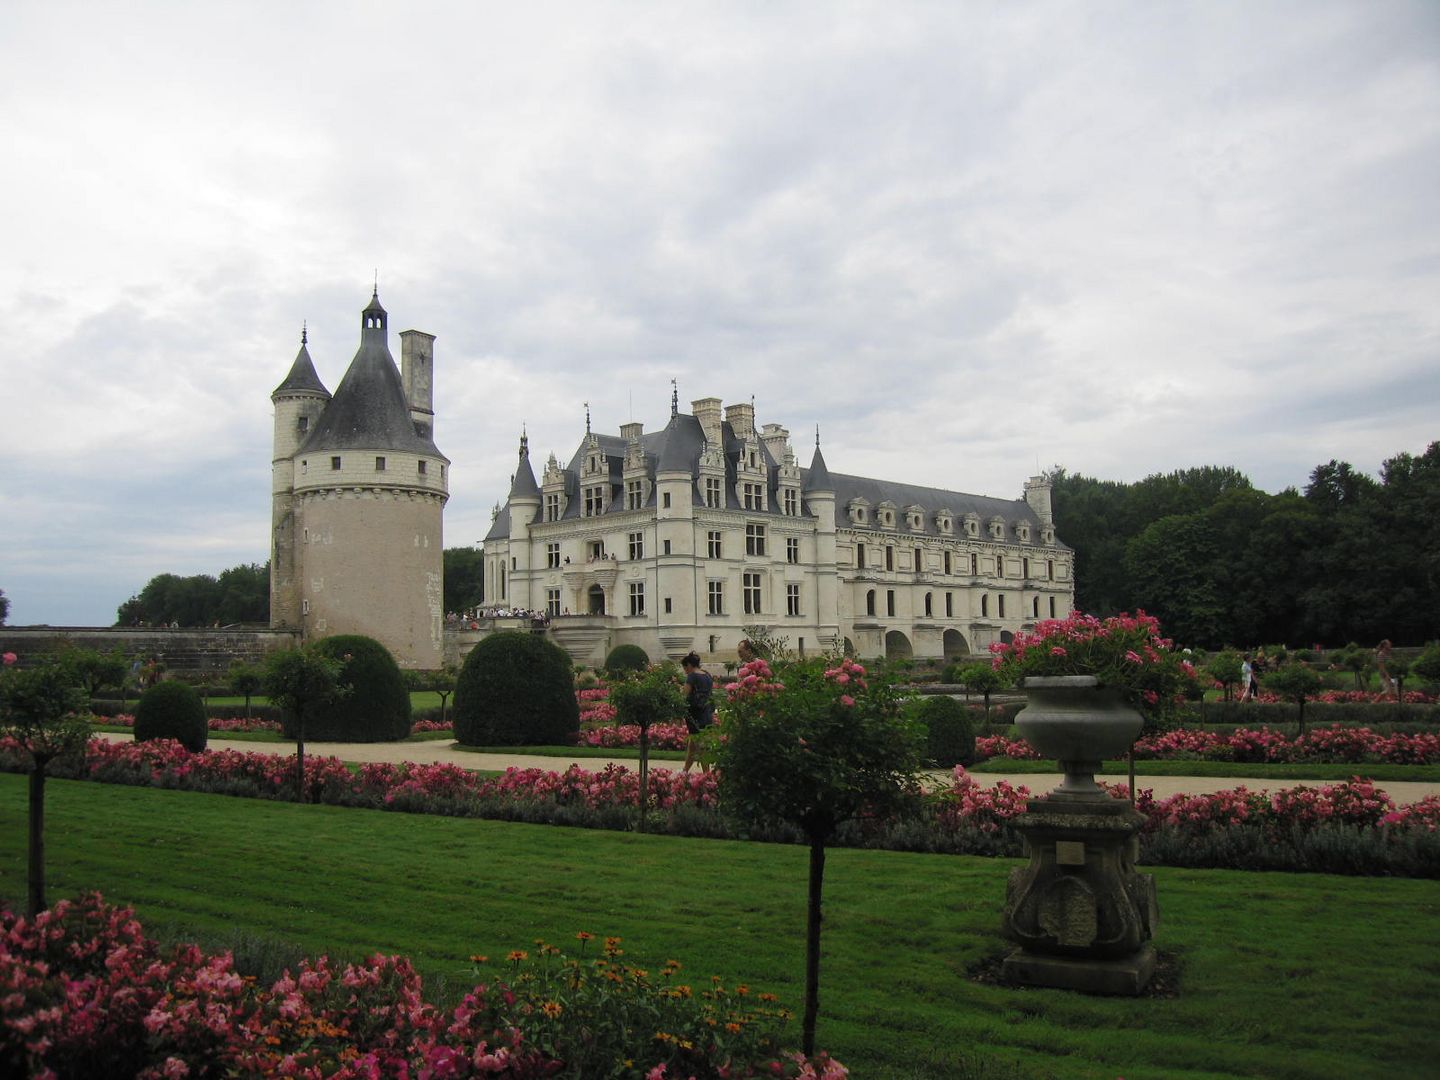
left=93, top=732, right=1440, bottom=802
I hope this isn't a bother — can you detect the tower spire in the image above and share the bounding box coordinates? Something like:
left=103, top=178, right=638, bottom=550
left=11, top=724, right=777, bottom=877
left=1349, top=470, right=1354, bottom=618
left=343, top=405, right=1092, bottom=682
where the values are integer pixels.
left=584, top=401, right=591, bottom=435
left=670, top=378, right=678, bottom=418
left=301, top=320, right=307, bottom=346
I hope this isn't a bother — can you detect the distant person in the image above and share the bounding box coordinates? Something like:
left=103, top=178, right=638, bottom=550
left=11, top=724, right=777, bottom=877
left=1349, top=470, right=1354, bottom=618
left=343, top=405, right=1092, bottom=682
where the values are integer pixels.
left=1239, top=655, right=1255, bottom=703
left=737, top=639, right=757, bottom=666
left=1376, top=640, right=1397, bottom=700
left=680, top=651, right=714, bottom=774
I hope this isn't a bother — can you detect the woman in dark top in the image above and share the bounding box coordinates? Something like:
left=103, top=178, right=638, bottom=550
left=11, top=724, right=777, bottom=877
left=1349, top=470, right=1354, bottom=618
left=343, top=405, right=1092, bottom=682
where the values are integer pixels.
left=681, top=651, right=713, bottom=774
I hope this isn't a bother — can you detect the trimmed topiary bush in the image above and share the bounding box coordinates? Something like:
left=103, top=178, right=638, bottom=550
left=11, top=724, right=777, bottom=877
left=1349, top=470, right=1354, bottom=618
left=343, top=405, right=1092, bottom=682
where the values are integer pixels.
left=603, top=644, right=649, bottom=676
left=134, top=680, right=208, bottom=753
left=914, top=695, right=976, bottom=768
left=454, top=632, right=579, bottom=746
left=279, top=635, right=410, bottom=743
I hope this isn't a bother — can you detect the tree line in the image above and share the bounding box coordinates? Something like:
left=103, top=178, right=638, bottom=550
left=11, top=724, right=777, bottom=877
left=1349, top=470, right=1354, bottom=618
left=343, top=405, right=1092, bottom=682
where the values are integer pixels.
left=1051, top=441, right=1440, bottom=648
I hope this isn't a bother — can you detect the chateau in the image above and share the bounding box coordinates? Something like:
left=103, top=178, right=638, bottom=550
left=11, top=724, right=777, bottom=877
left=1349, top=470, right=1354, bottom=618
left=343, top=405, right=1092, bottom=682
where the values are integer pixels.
left=482, top=392, right=1073, bottom=664
left=269, top=292, right=449, bottom=667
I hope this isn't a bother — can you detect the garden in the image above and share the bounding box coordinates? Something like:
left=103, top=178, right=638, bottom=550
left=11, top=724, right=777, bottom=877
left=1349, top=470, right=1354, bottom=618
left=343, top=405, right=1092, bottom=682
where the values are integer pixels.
left=3, top=623, right=1440, bottom=1077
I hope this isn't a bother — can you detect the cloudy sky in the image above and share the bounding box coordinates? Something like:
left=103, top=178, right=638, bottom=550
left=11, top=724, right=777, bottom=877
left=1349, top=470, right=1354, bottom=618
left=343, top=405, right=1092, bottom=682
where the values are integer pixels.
left=2, top=1, right=1437, bottom=627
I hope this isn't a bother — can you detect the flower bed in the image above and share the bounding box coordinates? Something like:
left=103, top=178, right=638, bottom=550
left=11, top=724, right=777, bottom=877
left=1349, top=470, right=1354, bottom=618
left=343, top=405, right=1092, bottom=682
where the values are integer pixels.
left=579, top=722, right=691, bottom=750
left=0, top=893, right=844, bottom=1079
left=974, top=724, right=1440, bottom=766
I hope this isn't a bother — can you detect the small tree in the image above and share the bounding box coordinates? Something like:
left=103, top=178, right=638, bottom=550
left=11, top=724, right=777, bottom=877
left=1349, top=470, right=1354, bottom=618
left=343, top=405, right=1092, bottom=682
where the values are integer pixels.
left=56, top=646, right=129, bottom=701
left=408, top=665, right=459, bottom=729
left=1341, top=646, right=1372, bottom=692
left=228, top=660, right=264, bottom=717
left=715, top=656, right=922, bottom=1055
left=0, top=656, right=89, bottom=916
left=1264, top=664, right=1323, bottom=737
left=1205, top=650, right=1245, bottom=703
left=1412, top=644, right=1440, bottom=691
left=263, top=647, right=345, bottom=802
left=1388, top=655, right=1411, bottom=699
left=607, top=663, right=686, bottom=832
left=955, top=662, right=1003, bottom=727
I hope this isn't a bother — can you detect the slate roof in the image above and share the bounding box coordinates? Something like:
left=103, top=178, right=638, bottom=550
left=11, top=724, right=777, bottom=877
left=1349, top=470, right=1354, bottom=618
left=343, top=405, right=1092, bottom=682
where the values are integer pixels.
left=272, top=339, right=330, bottom=398
left=296, top=297, right=447, bottom=460
left=804, top=443, right=833, bottom=492
left=509, top=437, right=540, bottom=498
left=818, top=471, right=1041, bottom=532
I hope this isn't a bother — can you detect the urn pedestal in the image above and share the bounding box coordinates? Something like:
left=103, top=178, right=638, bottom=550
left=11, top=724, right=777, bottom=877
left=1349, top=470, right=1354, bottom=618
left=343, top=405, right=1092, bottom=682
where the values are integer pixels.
left=1000, top=676, right=1158, bottom=994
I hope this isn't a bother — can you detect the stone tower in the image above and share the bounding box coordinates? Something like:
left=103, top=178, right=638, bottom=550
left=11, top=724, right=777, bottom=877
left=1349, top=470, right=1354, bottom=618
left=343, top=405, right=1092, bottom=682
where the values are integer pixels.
left=269, top=291, right=450, bottom=667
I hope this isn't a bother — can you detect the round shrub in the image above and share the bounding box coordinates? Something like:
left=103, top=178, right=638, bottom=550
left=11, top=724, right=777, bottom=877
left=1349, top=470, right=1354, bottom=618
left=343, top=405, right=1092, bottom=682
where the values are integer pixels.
left=915, top=695, right=976, bottom=768
left=279, top=635, right=411, bottom=742
left=603, top=644, right=650, bottom=676
left=134, top=680, right=208, bottom=753
left=454, top=632, right=579, bottom=746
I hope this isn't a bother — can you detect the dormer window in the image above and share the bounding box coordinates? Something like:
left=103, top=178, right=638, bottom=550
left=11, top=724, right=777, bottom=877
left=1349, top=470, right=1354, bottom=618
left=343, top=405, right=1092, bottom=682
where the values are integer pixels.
left=848, top=499, right=870, bottom=525
left=1017, top=523, right=1031, bottom=543
left=935, top=510, right=953, bottom=535
left=988, top=517, right=1006, bottom=540
left=905, top=506, right=924, bottom=531
left=965, top=515, right=979, bottom=538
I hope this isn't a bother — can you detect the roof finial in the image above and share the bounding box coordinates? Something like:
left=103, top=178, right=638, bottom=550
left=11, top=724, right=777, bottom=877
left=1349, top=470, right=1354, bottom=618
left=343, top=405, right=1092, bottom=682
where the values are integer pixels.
left=670, top=378, right=678, bottom=418
left=520, top=425, right=529, bottom=454
left=373, top=269, right=378, bottom=299
left=584, top=401, right=591, bottom=435
left=301, top=320, right=307, bottom=346
left=815, top=423, right=821, bottom=449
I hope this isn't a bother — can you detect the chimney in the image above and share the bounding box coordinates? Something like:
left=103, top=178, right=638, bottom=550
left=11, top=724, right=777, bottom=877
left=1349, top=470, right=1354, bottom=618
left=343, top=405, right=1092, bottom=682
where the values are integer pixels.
left=692, top=397, right=722, bottom=445
left=620, top=421, right=643, bottom=443
left=726, top=401, right=755, bottom=438
left=400, top=330, right=436, bottom=434
left=760, top=423, right=789, bottom=463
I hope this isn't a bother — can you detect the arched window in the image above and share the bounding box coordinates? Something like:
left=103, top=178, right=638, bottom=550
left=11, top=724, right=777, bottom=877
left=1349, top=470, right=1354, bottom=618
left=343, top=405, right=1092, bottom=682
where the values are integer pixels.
left=981, top=594, right=988, bottom=617
left=866, top=590, right=876, bottom=616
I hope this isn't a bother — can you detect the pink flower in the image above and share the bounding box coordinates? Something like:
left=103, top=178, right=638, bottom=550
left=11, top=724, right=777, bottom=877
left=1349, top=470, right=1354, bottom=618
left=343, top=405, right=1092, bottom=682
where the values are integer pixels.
left=1049, top=647, right=1066, bottom=657
left=1, top=652, right=15, bottom=666
left=838, top=695, right=855, bottom=707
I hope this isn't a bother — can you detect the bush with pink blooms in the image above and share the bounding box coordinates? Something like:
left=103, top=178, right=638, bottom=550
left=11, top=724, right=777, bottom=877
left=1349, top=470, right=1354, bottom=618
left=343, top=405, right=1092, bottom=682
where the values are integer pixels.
left=0, top=893, right=845, bottom=1079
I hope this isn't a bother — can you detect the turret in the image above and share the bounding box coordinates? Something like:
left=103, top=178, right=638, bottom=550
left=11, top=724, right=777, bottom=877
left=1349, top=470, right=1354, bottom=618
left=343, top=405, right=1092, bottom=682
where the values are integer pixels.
left=506, top=431, right=541, bottom=610
left=1024, top=474, right=1053, bottom=527
left=270, top=327, right=331, bottom=630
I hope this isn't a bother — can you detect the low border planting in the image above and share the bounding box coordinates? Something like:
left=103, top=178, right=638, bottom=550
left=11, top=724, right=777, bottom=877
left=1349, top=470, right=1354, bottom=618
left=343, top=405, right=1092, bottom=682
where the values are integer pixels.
left=2, top=736, right=1437, bottom=876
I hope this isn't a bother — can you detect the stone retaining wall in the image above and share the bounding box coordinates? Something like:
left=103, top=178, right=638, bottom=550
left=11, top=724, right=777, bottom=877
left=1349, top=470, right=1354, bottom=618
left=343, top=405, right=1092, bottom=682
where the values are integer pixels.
left=0, top=627, right=299, bottom=676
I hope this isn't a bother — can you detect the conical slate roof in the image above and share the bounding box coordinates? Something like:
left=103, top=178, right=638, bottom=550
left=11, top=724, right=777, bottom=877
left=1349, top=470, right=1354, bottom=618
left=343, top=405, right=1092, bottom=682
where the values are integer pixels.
left=803, top=442, right=833, bottom=492
left=509, top=434, right=540, bottom=498
left=297, top=296, right=446, bottom=460
left=272, top=337, right=330, bottom=399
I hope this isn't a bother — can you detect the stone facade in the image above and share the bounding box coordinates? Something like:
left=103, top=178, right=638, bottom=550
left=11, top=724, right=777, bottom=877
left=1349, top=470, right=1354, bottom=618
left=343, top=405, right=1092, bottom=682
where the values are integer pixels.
left=269, top=293, right=449, bottom=668
left=482, top=395, right=1074, bottom=665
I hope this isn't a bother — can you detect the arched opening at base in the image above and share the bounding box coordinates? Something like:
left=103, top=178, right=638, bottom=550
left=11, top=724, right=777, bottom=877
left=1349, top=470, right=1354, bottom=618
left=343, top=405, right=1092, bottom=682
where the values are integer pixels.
left=885, top=630, right=913, bottom=660
left=943, top=628, right=970, bottom=660
left=587, top=586, right=606, bottom=615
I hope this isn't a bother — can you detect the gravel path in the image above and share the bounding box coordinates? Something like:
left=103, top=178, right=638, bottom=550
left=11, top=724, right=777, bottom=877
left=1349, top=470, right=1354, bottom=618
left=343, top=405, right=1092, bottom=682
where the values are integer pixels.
left=94, top=732, right=1440, bottom=803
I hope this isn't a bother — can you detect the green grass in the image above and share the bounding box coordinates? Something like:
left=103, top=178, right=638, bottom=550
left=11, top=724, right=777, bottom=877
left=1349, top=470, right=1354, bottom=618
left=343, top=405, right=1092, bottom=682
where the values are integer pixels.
left=967, top=758, right=1440, bottom=782
left=1, top=775, right=1436, bottom=1079
left=195, top=691, right=448, bottom=710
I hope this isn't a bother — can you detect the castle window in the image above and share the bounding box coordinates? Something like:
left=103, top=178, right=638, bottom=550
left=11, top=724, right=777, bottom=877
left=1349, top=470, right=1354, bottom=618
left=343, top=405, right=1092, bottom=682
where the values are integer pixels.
left=440, top=465, right=445, bottom=479
left=943, top=550, right=952, bottom=575
left=708, top=580, right=725, bottom=615
left=915, top=547, right=923, bottom=573
left=924, top=592, right=933, bottom=616
left=885, top=546, right=894, bottom=571
left=331, top=456, right=341, bottom=470
left=663, top=539, right=671, bottom=555
left=546, top=542, right=560, bottom=569
left=589, top=540, right=605, bottom=560
left=995, top=557, right=1005, bottom=578
left=1048, top=560, right=1055, bottom=580
left=787, top=583, right=801, bottom=616
left=746, top=523, right=766, bottom=557
left=866, top=590, right=876, bottom=616
left=545, top=493, right=561, bottom=521
left=705, top=477, right=722, bottom=508
left=886, top=590, right=896, bottom=617
left=742, top=481, right=765, bottom=510
left=302, top=599, right=310, bottom=615
left=298, top=416, right=308, bottom=433
left=971, top=553, right=978, bottom=575
left=418, top=460, right=427, bottom=475
left=743, top=572, right=762, bottom=615
left=662, top=492, right=672, bottom=509
left=999, top=595, right=1006, bottom=618
left=664, top=597, right=673, bottom=613
left=301, top=460, right=308, bottom=475
left=945, top=592, right=954, bottom=617
left=375, top=456, right=386, bottom=471
left=1049, top=596, right=1057, bottom=617
left=628, top=531, right=644, bottom=560
left=546, top=588, right=561, bottom=616
left=627, top=480, right=644, bottom=510
left=584, top=485, right=605, bottom=517
left=1023, top=558, right=1031, bottom=579
left=708, top=530, right=722, bottom=559
left=1033, top=596, right=1040, bottom=617
left=783, top=488, right=798, bottom=516
left=629, top=582, right=646, bottom=616
left=786, top=537, right=800, bottom=564
left=857, top=545, right=865, bottom=569
left=981, top=595, right=989, bottom=617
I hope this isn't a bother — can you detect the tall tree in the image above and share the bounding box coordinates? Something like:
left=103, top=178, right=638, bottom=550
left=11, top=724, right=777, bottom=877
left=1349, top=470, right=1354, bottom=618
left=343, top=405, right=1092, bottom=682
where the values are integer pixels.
left=116, top=563, right=270, bottom=626
left=443, top=547, right=485, bottom=613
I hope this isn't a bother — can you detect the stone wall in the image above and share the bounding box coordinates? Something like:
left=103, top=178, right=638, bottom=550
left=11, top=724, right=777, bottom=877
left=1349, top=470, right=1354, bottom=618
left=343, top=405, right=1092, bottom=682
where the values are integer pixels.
left=0, top=627, right=299, bottom=676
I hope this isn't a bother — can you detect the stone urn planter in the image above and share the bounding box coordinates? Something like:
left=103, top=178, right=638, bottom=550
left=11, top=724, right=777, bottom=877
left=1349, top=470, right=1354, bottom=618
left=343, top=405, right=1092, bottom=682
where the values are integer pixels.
left=1015, top=675, right=1143, bottom=801
left=1001, top=674, right=1158, bottom=993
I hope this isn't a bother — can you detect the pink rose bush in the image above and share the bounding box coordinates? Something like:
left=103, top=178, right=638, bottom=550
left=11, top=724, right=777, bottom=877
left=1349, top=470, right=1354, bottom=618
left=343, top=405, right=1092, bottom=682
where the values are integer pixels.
left=972, top=725, right=1440, bottom=766
left=0, top=894, right=845, bottom=1079
left=580, top=723, right=690, bottom=750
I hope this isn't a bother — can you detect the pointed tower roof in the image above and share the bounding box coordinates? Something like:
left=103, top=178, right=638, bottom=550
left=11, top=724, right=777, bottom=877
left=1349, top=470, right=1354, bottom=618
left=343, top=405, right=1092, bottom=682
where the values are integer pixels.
left=803, top=428, right=833, bottom=492
left=509, top=430, right=540, bottom=498
left=298, top=292, right=446, bottom=460
left=272, top=327, right=330, bottom=399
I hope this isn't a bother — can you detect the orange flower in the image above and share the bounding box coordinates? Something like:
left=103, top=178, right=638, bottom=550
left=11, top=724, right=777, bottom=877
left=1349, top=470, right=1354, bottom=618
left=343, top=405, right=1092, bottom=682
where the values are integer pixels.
left=507, top=950, right=528, bottom=963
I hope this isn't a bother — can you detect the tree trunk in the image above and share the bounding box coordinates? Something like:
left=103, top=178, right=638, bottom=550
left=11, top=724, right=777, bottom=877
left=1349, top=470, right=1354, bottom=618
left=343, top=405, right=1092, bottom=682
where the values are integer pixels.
left=1297, top=700, right=1307, bottom=738
left=295, top=712, right=307, bottom=803
left=28, top=760, right=49, bottom=918
left=637, top=727, right=650, bottom=833
left=803, top=838, right=826, bottom=1057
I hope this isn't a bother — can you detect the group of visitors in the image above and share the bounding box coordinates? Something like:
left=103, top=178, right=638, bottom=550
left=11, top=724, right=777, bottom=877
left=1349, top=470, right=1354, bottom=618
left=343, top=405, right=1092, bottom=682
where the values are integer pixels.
left=1237, top=640, right=1402, bottom=701
left=446, top=607, right=554, bottom=628
left=678, top=639, right=757, bottom=774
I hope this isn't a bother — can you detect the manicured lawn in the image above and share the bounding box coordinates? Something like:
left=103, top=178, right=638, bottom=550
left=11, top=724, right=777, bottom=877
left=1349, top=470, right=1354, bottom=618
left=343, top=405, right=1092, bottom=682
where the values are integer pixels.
left=967, top=758, right=1440, bottom=782
left=194, top=691, right=449, bottom=710
left=1, top=776, right=1436, bottom=1078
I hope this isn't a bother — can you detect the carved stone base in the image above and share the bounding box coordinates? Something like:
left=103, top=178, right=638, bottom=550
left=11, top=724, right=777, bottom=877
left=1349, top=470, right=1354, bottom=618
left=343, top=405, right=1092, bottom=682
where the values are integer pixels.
left=1002, top=944, right=1156, bottom=996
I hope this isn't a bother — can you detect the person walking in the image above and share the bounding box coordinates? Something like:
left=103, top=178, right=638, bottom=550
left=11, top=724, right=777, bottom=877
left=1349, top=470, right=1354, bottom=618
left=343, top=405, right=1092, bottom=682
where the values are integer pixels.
left=1239, top=654, right=1255, bottom=703
left=680, top=652, right=714, bottom=774
left=1376, top=640, right=1397, bottom=700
